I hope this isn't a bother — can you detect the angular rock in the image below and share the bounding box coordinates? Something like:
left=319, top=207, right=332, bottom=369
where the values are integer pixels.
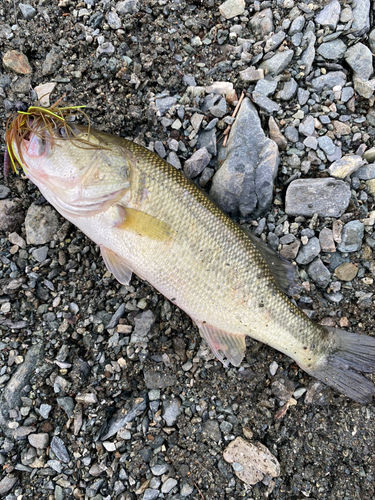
left=28, top=433, right=50, bottom=449
left=184, top=148, right=211, bottom=178
left=254, top=78, right=277, bottom=96
left=144, top=371, right=177, bottom=390
left=2, top=50, right=32, bottom=75
left=351, top=0, right=370, bottom=36
left=162, top=397, right=181, bottom=426
left=223, top=437, right=280, bottom=485
left=318, top=136, right=335, bottom=155
left=0, top=199, right=24, bottom=233
left=116, top=0, right=138, bottom=14
left=19, top=3, right=37, bottom=20
left=25, top=204, right=60, bottom=244
left=354, top=164, right=375, bottom=180
left=307, top=258, right=331, bottom=288
left=329, top=155, right=366, bottom=178
left=251, top=91, right=280, bottom=113
left=317, top=39, right=346, bottom=60
left=210, top=97, right=279, bottom=218
left=259, top=50, right=294, bottom=75
left=277, top=78, right=297, bottom=100
left=345, top=43, right=373, bottom=81
left=210, top=97, right=227, bottom=117
left=268, top=116, right=287, bottom=150
left=100, top=397, right=147, bottom=440
left=301, top=27, right=316, bottom=75
left=319, top=228, right=335, bottom=253
left=296, top=237, right=321, bottom=265
left=219, top=0, right=245, bottom=19
left=155, top=96, right=177, bottom=116
left=0, top=476, right=18, bottom=496
left=50, top=436, right=70, bottom=463
left=42, top=46, right=62, bottom=76
left=202, top=420, right=222, bottom=442
left=197, top=128, right=217, bottom=156
left=335, top=263, right=358, bottom=281
left=107, top=10, right=122, bottom=29
left=284, top=126, right=299, bottom=143
left=354, top=77, right=375, bottom=99
left=311, top=72, right=347, bottom=92
left=299, top=115, right=315, bottom=137
left=285, top=178, right=351, bottom=218
left=239, top=67, right=264, bottom=82
left=337, top=221, right=364, bottom=253
left=264, top=31, right=286, bottom=53
left=289, top=15, right=305, bottom=35
left=315, top=0, right=341, bottom=29
left=249, top=8, right=274, bottom=36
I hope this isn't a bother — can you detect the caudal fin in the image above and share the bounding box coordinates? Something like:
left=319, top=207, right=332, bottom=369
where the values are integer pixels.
left=307, top=327, right=375, bottom=403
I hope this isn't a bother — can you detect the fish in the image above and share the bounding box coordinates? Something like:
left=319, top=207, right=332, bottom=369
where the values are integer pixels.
left=5, top=102, right=375, bottom=403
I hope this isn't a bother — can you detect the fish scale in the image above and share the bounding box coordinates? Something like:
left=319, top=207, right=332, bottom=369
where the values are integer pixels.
left=7, top=113, right=375, bottom=403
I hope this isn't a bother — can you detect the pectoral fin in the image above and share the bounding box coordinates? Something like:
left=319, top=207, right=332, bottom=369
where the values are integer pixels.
left=100, top=246, right=133, bottom=285
left=116, top=206, right=175, bottom=241
left=196, top=320, right=246, bottom=367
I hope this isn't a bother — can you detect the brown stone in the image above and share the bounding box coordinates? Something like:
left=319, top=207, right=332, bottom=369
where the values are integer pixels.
left=280, top=240, right=300, bottom=260
left=269, top=116, right=287, bottom=151
left=332, top=120, right=351, bottom=136
left=3, top=50, right=32, bottom=75
left=334, top=262, right=358, bottom=281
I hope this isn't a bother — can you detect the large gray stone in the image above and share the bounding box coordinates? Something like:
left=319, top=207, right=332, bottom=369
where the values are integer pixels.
left=210, top=97, right=279, bottom=218
left=311, top=71, right=347, bottom=92
left=259, top=49, right=294, bottom=75
left=285, top=178, right=351, bottom=218
left=337, top=221, right=364, bottom=253
left=345, top=43, right=373, bottom=80
left=317, top=39, right=347, bottom=60
left=351, top=0, right=370, bottom=36
left=249, top=8, right=274, bottom=36
left=315, top=0, right=340, bottom=29
left=301, top=25, right=316, bottom=75
left=25, top=203, right=60, bottom=245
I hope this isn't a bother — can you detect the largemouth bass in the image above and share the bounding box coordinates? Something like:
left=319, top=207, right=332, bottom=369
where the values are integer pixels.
left=6, top=104, right=375, bottom=403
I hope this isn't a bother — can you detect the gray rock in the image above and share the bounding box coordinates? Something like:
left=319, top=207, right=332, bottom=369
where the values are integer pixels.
left=0, top=185, right=10, bottom=199
left=317, top=136, right=335, bottom=155
left=319, top=228, right=335, bottom=253
left=116, top=0, right=138, bottom=15
left=254, top=78, right=278, bottom=96
left=131, top=310, right=156, bottom=342
left=354, top=164, right=375, bottom=180
left=354, top=77, right=375, bottom=99
left=0, top=476, right=17, bottom=496
left=277, top=78, right=297, bottom=100
left=181, top=483, right=194, bottom=496
left=369, top=29, right=375, bottom=54
left=163, top=397, right=181, bottom=426
left=284, top=126, right=299, bottom=143
left=351, top=0, right=370, bottom=36
left=107, top=11, right=122, bottom=29
left=265, top=31, right=286, bottom=53
left=210, top=97, right=227, bottom=118
left=307, top=258, right=331, bottom=288
left=259, top=49, right=294, bottom=75
left=57, top=397, right=75, bottom=418
left=219, top=0, right=245, bottom=20
left=0, top=199, right=24, bottom=233
left=251, top=91, right=280, bottom=113
left=97, top=41, right=115, bottom=57
left=289, top=15, right=305, bottom=35
left=50, top=436, right=70, bottom=463
left=106, top=303, right=126, bottom=329
left=144, top=371, right=177, bottom=390
left=317, top=39, right=347, bottom=60
left=25, top=204, right=60, bottom=245
left=143, top=489, right=159, bottom=500
left=32, top=246, right=48, bottom=262
left=202, top=419, right=222, bottom=442
left=299, top=115, right=315, bottom=137
left=301, top=27, right=316, bottom=75
left=151, top=463, right=169, bottom=475
left=167, top=151, right=181, bottom=170
left=210, top=97, right=279, bottom=218
left=197, top=128, right=217, bottom=156
left=285, top=178, right=351, bottom=218
left=28, top=433, right=50, bottom=449
left=345, top=43, right=373, bottom=81
left=239, top=67, right=264, bottom=82
left=100, top=397, right=147, bottom=440
left=161, top=478, right=178, bottom=494
left=304, top=136, right=318, bottom=150
left=184, top=147, right=211, bottom=178
left=154, top=141, right=166, bottom=158
left=337, top=221, right=364, bottom=253
left=39, top=404, right=52, bottom=419
left=315, top=0, right=341, bottom=29
left=311, top=71, right=347, bottom=92
left=249, top=8, right=274, bottom=36
left=0, top=344, right=43, bottom=438
left=19, top=3, right=37, bottom=20
left=296, top=237, right=321, bottom=265
left=291, top=32, right=303, bottom=47
left=42, top=46, right=62, bottom=76
left=155, top=96, right=177, bottom=116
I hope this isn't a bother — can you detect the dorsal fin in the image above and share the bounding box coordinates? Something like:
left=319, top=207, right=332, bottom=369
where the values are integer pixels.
left=242, top=227, right=299, bottom=296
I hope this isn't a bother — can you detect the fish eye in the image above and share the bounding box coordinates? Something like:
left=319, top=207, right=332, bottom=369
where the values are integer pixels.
left=58, top=127, right=68, bottom=138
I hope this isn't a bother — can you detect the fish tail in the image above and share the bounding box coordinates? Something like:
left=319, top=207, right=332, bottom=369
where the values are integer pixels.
left=306, top=327, right=375, bottom=403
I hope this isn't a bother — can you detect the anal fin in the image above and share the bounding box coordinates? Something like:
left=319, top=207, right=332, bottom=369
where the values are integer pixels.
left=100, top=246, right=133, bottom=285
left=196, top=320, right=246, bottom=367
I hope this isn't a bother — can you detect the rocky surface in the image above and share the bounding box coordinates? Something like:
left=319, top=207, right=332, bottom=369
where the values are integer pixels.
left=1, top=0, right=375, bottom=499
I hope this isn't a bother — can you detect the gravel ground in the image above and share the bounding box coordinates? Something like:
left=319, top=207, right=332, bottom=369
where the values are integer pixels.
left=1, top=0, right=375, bottom=499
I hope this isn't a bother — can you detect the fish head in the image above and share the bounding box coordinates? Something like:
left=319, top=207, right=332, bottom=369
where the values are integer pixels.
left=7, top=111, right=131, bottom=217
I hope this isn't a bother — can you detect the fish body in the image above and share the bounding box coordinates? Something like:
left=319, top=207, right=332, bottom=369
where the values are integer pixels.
left=7, top=114, right=375, bottom=403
